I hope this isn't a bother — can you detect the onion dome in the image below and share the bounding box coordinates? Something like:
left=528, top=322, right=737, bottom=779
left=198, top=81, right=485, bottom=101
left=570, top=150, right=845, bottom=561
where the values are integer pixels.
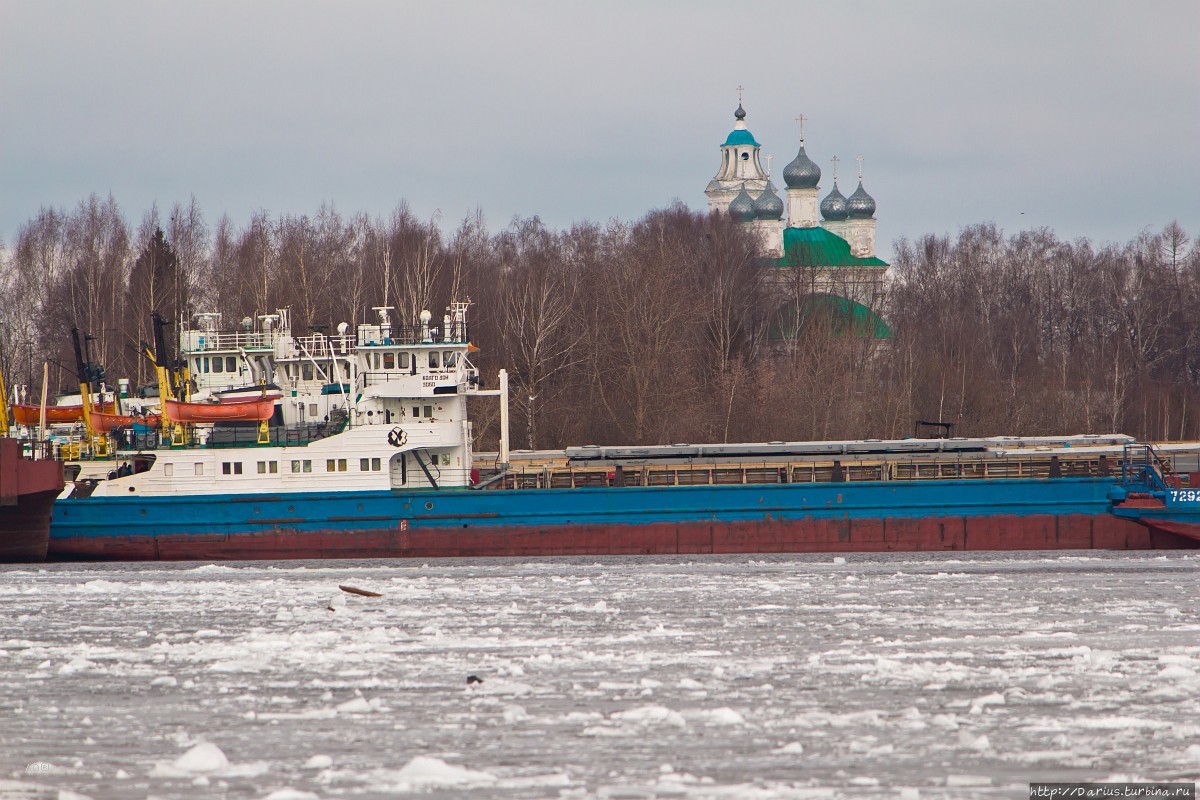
left=820, top=183, right=848, bottom=221
left=783, top=145, right=821, bottom=189
left=753, top=182, right=784, bottom=220
left=728, top=185, right=757, bottom=223
left=734, top=103, right=746, bottom=120
left=846, top=181, right=876, bottom=218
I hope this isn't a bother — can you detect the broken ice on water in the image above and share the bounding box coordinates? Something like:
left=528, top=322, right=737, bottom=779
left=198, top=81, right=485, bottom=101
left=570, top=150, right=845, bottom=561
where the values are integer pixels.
left=1, top=551, right=1199, bottom=799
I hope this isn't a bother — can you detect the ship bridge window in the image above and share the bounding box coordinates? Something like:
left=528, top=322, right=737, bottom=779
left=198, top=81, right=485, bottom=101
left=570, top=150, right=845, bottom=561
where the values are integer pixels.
left=212, top=358, right=223, bottom=374
left=302, top=363, right=314, bottom=381
left=428, top=352, right=440, bottom=369
left=398, top=352, right=411, bottom=370
left=384, top=352, right=395, bottom=370
left=227, top=356, right=237, bottom=372
left=444, top=351, right=458, bottom=367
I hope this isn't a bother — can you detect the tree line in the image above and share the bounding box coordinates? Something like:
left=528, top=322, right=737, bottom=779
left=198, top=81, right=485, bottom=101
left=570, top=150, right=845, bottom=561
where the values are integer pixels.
left=1, top=194, right=1197, bottom=446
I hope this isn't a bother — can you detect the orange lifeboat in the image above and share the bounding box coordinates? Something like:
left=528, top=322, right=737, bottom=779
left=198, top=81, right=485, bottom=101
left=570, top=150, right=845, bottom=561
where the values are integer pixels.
left=11, top=401, right=117, bottom=426
left=163, top=397, right=275, bottom=423
left=91, top=410, right=162, bottom=433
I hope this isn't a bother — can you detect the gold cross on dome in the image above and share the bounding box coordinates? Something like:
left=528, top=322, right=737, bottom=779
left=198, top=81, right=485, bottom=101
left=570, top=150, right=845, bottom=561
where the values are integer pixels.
left=856, top=154, right=864, bottom=180
left=831, top=155, right=840, bottom=181
left=737, top=85, right=744, bottom=103
left=795, top=114, right=806, bottom=143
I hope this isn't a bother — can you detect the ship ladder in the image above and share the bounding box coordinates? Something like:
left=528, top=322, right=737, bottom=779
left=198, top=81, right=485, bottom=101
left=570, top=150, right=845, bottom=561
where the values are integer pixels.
left=1121, top=443, right=1169, bottom=493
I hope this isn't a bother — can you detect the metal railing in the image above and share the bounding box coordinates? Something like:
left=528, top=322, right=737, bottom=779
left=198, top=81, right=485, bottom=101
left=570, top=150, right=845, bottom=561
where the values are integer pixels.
left=476, top=453, right=1123, bottom=491
left=1120, top=443, right=1169, bottom=493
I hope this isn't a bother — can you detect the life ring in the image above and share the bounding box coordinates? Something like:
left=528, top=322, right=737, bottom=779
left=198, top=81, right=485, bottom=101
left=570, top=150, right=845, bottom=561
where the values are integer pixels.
left=387, top=427, right=407, bottom=447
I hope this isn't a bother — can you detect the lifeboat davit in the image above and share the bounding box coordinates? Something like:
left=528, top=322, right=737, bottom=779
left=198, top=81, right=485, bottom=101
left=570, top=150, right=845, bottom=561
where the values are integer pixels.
left=91, top=410, right=162, bottom=433
left=163, top=397, right=275, bottom=423
left=11, top=402, right=117, bottom=426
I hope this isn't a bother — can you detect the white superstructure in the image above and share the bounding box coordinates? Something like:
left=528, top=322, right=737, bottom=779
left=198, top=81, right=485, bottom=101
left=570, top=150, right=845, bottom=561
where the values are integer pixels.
left=72, top=302, right=508, bottom=499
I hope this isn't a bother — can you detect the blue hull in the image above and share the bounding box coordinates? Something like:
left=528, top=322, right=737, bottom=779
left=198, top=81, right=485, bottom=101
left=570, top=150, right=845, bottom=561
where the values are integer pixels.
left=48, top=476, right=1196, bottom=560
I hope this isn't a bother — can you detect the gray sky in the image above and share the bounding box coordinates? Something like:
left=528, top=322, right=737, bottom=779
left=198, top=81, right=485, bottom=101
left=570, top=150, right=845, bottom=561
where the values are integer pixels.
left=2, top=0, right=1198, bottom=261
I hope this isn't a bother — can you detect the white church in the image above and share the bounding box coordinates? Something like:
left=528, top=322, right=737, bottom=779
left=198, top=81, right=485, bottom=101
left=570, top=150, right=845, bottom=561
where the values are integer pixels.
left=705, top=101, right=891, bottom=339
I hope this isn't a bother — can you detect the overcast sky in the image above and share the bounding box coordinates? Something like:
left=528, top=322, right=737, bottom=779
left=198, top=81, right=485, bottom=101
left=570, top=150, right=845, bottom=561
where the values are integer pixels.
left=2, top=1, right=1197, bottom=261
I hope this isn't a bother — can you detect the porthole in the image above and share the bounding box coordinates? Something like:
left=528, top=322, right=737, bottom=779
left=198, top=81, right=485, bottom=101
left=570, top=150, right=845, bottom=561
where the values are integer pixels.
left=357, top=504, right=364, bottom=511
left=425, top=501, right=434, bottom=510
left=288, top=506, right=295, bottom=513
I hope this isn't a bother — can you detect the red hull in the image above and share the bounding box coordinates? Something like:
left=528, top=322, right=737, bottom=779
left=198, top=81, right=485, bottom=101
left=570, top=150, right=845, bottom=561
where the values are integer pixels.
left=1, top=489, right=60, bottom=561
left=49, top=513, right=1198, bottom=562
left=1, top=440, right=65, bottom=562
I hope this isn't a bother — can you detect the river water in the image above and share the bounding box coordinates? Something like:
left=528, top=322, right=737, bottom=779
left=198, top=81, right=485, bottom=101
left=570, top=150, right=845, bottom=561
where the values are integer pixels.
left=1, top=552, right=1198, bottom=799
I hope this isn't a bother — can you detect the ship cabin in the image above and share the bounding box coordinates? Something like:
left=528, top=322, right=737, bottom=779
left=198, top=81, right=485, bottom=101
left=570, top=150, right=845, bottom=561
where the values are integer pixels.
left=180, top=311, right=282, bottom=401
left=347, top=304, right=478, bottom=431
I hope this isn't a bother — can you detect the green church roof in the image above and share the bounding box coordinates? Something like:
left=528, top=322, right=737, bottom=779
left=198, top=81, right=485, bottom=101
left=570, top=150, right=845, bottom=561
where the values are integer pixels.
left=722, top=129, right=760, bottom=147
left=770, top=293, right=893, bottom=340
left=775, top=226, right=889, bottom=269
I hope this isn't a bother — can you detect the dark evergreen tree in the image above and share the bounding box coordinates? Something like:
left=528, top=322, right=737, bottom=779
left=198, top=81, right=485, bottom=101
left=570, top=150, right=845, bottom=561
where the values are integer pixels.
left=125, top=227, right=181, bottom=384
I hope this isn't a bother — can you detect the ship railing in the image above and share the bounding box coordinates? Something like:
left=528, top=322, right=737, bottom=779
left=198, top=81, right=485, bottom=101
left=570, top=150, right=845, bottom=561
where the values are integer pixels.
left=1120, top=443, right=1169, bottom=493
left=18, top=436, right=57, bottom=461
left=356, top=322, right=469, bottom=347
left=184, top=330, right=284, bottom=352
left=102, top=420, right=346, bottom=452
left=287, top=333, right=355, bottom=359
left=474, top=452, right=1123, bottom=491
